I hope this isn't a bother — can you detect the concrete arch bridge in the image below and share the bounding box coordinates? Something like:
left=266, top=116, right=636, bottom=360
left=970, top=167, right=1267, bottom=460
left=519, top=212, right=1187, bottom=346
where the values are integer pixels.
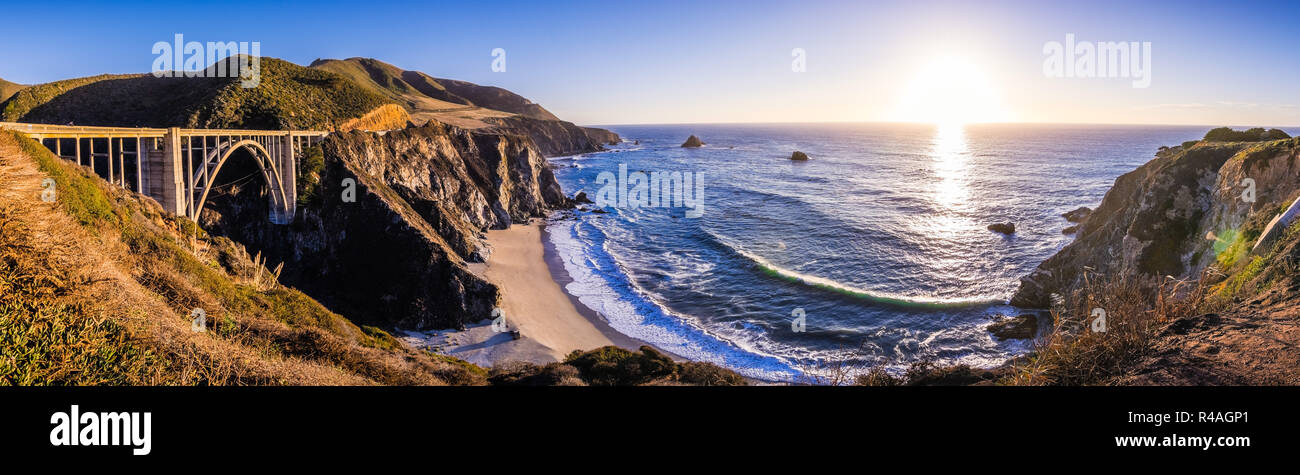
left=1, top=122, right=327, bottom=224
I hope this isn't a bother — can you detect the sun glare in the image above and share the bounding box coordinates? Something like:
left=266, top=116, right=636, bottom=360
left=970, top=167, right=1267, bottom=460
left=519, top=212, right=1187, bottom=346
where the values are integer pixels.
left=894, top=56, right=1011, bottom=126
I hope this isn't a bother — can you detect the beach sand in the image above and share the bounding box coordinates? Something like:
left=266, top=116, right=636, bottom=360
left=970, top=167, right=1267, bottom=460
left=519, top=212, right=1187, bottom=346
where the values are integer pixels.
left=404, top=219, right=648, bottom=367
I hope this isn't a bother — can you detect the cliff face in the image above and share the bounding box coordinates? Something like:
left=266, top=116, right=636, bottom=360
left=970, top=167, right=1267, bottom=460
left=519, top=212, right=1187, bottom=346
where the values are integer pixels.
left=583, top=126, right=622, bottom=146
left=201, top=121, right=572, bottom=330
left=1012, top=138, right=1300, bottom=307
left=485, top=115, right=620, bottom=157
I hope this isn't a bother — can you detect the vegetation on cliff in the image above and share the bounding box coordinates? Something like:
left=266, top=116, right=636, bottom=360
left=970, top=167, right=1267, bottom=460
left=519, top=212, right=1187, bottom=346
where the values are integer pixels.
left=1202, top=126, right=1290, bottom=142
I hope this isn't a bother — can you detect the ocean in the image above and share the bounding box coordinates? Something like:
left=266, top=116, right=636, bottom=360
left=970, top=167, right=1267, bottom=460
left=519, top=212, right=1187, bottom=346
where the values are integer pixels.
left=545, top=123, right=1223, bottom=382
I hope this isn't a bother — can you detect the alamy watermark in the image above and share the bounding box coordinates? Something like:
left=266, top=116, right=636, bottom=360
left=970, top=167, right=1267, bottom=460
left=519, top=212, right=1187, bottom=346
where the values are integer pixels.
left=151, top=34, right=260, bottom=88
left=1043, top=34, right=1151, bottom=88
left=593, top=164, right=704, bottom=217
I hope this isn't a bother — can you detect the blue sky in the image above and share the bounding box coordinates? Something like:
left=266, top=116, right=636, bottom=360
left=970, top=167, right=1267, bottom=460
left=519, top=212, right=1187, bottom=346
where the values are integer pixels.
left=2, top=0, right=1299, bottom=126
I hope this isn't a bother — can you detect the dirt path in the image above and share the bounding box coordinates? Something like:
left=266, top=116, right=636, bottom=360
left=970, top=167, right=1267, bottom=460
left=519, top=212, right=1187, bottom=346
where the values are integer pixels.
left=1121, top=287, right=1300, bottom=385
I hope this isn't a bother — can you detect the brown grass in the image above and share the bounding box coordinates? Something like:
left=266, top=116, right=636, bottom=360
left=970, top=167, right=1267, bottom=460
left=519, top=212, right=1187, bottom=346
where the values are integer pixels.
left=338, top=104, right=411, bottom=132
left=1006, top=271, right=1205, bottom=385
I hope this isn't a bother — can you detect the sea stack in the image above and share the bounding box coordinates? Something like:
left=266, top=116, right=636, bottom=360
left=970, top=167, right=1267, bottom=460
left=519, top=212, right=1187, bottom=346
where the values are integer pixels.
left=790, top=151, right=809, bottom=160
left=988, top=223, right=1016, bottom=235
left=681, top=135, right=704, bottom=147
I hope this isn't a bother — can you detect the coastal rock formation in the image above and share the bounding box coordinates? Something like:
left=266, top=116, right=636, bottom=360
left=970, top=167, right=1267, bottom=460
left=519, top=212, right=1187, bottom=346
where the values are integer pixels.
left=681, top=135, right=704, bottom=147
left=790, top=151, right=809, bottom=161
left=988, top=223, right=1016, bottom=235
left=1011, top=137, right=1300, bottom=308
left=987, top=314, right=1038, bottom=340
left=583, top=127, right=622, bottom=146
left=485, top=115, right=619, bottom=157
left=1062, top=206, right=1092, bottom=223
left=202, top=120, right=572, bottom=330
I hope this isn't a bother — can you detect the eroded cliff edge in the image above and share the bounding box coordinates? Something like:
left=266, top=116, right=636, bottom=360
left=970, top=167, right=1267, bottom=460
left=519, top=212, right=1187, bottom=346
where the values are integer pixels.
left=1011, top=137, right=1300, bottom=307
left=202, top=120, right=573, bottom=330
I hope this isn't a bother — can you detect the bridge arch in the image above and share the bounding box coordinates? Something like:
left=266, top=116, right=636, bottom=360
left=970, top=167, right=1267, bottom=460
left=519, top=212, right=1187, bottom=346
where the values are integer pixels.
left=192, top=139, right=292, bottom=226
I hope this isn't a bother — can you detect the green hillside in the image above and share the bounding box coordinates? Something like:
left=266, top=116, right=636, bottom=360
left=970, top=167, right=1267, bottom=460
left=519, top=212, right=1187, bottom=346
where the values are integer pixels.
left=309, top=57, right=472, bottom=108
left=1, top=58, right=393, bottom=130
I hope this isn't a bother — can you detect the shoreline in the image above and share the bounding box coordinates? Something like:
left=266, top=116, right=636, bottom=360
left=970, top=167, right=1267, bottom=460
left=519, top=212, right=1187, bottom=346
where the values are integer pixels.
left=539, top=219, right=671, bottom=356
left=412, top=218, right=664, bottom=368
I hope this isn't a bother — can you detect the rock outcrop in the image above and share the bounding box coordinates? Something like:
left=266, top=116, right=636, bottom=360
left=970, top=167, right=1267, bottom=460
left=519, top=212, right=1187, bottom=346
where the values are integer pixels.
left=485, top=115, right=620, bottom=157
left=790, top=151, right=809, bottom=161
left=988, top=223, right=1016, bottom=235
left=681, top=135, right=704, bottom=148
left=583, top=127, right=622, bottom=146
left=987, top=314, right=1038, bottom=340
left=1011, top=138, right=1300, bottom=308
left=1062, top=206, right=1092, bottom=223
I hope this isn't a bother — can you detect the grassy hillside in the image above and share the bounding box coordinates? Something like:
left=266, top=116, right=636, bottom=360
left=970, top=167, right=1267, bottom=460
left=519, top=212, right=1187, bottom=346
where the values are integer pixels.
left=0, top=129, right=486, bottom=385
left=0, top=77, right=25, bottom=104
left=308, top=57, right=565, bottom=125
left=434, top=77, right=560, bottom=121
left=1, top=58, right=393, bottom=130
left=309, top=57, right=471, bottom=107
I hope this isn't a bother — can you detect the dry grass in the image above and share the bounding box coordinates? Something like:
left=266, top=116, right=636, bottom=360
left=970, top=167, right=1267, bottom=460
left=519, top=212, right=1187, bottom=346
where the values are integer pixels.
left=1006, top=271, right=1205, bottom=385
left=1, top=130, right=488, bottom=385
left=338, top=104, right=411, bottom=132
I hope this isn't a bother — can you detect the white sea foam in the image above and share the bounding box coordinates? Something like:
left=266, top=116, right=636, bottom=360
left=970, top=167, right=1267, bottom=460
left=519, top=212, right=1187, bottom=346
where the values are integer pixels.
left=547, top=218, right=803, bottom=382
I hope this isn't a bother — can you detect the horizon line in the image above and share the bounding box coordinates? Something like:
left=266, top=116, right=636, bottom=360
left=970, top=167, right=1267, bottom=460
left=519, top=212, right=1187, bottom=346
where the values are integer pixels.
left=582, top=120, right=1300, bottom=129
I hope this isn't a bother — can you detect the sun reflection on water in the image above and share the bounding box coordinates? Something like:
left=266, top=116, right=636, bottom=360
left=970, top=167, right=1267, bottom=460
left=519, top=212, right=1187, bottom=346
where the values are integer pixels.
left=931, top=123, right=971, bottom=212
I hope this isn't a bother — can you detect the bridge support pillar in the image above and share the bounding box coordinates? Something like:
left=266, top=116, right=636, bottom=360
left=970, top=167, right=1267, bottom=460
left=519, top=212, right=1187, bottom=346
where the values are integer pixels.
left=278, top=132, right=297, bottom=224
left=160, top=127, right=188, bottom=218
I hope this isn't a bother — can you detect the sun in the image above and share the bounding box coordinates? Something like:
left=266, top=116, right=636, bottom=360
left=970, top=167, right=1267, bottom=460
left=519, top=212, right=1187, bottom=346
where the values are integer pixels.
left=894, top=56, right=1011, bottom=126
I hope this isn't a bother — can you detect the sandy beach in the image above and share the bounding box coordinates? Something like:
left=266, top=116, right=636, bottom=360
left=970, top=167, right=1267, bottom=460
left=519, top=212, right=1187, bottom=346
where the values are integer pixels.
left=403, top=219, right=647, bottom=367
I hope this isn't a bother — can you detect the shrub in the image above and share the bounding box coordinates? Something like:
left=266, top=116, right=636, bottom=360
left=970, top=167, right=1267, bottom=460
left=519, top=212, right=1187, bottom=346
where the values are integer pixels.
left=1203, top=127, right=1291, bottom=142
left=564, top=346, right=676, bottom=385
left=295, top=144, right=324, bottom=208
left=677, top=361, right=747, bottom=386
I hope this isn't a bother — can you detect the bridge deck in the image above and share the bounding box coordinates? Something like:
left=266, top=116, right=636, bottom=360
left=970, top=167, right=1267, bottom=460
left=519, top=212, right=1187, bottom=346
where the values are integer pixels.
left=0, top=122, right=328, bottom=139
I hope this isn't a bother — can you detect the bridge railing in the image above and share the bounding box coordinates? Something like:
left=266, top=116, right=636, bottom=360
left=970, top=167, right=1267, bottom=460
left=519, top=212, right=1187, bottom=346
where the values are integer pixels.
left=0, top=121, right=168, bottom=138
left=2, top=122, right=330, bottom=139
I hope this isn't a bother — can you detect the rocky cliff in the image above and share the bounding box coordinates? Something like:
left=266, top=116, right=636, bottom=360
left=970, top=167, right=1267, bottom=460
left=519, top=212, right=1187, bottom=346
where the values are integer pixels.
left=200, top=120, right=573, bottom=330
left=583, top=126, right=622, bottom=146
left=485, top=115, right=619, bottom=157
left=1012, top=137, right=1300, bottom=307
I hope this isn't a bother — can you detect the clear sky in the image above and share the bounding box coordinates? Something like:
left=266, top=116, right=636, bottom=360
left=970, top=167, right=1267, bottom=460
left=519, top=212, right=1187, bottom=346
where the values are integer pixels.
left=2, top=0, right=1298, bottom=127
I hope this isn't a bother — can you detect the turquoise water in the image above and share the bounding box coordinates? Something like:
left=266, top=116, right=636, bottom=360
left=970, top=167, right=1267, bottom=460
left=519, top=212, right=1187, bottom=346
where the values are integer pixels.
left=547, top=123, right=1217, bottom=381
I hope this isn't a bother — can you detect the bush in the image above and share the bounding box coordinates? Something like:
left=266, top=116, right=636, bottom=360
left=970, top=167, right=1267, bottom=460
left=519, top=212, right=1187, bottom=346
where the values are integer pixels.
left=1007, top=273, right=1202, bottom=385
left=564, top=345, right=676, bottom=385
left=1203, top=127, right=1290, bottom=142
left=677, top=361, right=747, bottom=386
left=295, top=145, right=325, bottom=208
